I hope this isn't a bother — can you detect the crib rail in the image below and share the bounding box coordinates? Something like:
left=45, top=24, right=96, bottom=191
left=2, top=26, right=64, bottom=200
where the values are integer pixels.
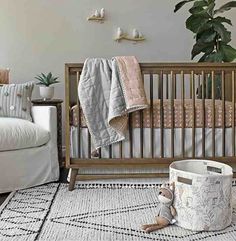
left=65, top=63, right=236, bottom=189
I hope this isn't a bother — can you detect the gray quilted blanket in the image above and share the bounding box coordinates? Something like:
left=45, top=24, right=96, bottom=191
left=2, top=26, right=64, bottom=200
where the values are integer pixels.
left=78, top=57, right=148, bottom=152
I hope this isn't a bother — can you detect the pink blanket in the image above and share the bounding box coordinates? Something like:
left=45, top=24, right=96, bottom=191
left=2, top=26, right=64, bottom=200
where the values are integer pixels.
left=109, top=56, right=148, bottom=136
left=115, top=56, right=148, bottom=111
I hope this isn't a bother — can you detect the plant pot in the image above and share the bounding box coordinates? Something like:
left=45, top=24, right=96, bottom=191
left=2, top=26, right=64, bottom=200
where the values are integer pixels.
left=39, top=86, right=54, bottom=100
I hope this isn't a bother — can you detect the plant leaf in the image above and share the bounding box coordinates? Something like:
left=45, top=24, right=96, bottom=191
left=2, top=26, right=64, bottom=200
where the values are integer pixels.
left=214, top=1, right=236, bottom=14
left=197, top=22, right=213, bottom=35
left=186, top=14, right=209, bottom=33
left=198, top=53, right=209, bottom=62
left=189, top=1, right=208, bottom=14
left=197, top=28, right=216, bottom=42
left=35, top=76, right=44, bottom=81
left=34, top=80, right=44, bottom=84
left=51, top=80, right=59, bottom=84
left=220, top=43, right=236, bottom=62
left=191, top=41, right=215, bottom=59
left=212, top=22, right=231, bottom=43
left=205, top=52, right=224, bottom=62
left=207, top=2, right=216, bottom=17
left=41, top=73, right=47, bottom=80
left=190, top=1, right=215, bottom=17
left=47, top=72, right=52, bottom=83
left=174, top=0, right=195, bottom=12
left=213, top=16, right=232, bottom=25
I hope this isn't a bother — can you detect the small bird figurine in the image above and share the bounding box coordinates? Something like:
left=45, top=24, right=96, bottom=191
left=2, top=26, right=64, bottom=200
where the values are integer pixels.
left=100, top=8, right=105, bottom=18
left=94, top=10, right=100, bottom=18
left=138, top=31, right=143, bottom=38
left=117, top=27, right=123, bottom=38
left=133, top=29, right=139, bottom=39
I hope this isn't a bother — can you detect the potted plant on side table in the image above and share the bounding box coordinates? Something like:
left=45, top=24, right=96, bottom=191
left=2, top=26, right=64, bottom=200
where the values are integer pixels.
left=35, top=72, right=59, bottom=100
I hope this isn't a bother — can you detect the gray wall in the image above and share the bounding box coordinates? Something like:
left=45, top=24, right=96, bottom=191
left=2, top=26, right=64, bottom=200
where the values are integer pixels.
left=0, top=0, right=235, bottom=96
left=0, top=0, right=235, bottom=142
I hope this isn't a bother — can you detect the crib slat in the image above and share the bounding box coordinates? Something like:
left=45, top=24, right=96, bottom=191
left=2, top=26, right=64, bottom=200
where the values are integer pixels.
left=140, top=74, right=145, bottom=158
left=221, top=71, right=225, bottom=156
left=166, top=74, right=169, bottom=99
left=171, top=71, right=175, bottom=158
left=232, top=71, right=235, bottom=156
left=119, top=142, right=123, bottom=158
left=206, top=74, right=209, bottom=99
left=150, top=74, right=154, bottom=158
left=140, top=110, right=144, bottom=158
left=129, top=114, right=133, bottom=158
left=201, top=71, right=205, bottom=157
left=212, top=71, right=215, bottom=157
left=190, top=74, right=193, bottom=99
left=99, top=147, right=101, bottom=158
left=159, top=72, right=164, bottom=158
left=198, top=74, right=201, bottom=96
left=109, top=145, right=112, bottom=158
left=181, top=71, right=185, bottom=157
left=76, top=72, right=81, bottom=158
left=191, top=71, right=195, bottom=157
left=174, top=73, right=177, bottom=99
left=88, top=131, right=91, bottom=158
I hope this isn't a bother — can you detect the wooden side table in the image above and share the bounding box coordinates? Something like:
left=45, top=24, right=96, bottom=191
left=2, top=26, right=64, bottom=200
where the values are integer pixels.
left=31, top=99, right=64, bottom=167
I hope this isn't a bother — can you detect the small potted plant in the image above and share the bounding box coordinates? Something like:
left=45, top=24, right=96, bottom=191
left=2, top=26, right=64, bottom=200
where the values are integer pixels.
left=35, top=72, right=59, bottom=100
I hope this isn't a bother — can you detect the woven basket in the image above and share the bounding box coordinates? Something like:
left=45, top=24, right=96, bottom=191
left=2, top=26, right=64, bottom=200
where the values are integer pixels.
left=170, top=160, right=233, bottom=231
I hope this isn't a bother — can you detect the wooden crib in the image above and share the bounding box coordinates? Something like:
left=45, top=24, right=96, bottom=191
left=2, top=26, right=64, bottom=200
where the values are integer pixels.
left=65, top=63, right=236, bottom=191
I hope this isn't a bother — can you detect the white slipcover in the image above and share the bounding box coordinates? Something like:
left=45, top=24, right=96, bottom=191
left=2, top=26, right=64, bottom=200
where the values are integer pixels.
left=0, top=118, right=50, bottom=151
left=0, top=106, right=59, bottom=193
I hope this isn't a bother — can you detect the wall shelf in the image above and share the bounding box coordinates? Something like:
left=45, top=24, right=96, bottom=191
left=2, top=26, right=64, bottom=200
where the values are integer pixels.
left=87, top=16, right=105, bottom=23
left=115, top=35, right=146, bottom=43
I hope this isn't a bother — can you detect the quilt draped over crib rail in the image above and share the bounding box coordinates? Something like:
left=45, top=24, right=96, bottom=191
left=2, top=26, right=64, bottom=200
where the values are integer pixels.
left=78, top=56, right=148, bottom=152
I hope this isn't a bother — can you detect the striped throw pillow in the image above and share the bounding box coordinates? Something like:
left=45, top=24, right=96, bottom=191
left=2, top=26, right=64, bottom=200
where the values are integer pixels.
left=0, top=82, right=34, bottom=121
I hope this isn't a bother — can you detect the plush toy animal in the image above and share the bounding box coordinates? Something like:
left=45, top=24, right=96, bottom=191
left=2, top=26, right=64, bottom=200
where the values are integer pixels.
left=142, top=183, right=176, bottom=233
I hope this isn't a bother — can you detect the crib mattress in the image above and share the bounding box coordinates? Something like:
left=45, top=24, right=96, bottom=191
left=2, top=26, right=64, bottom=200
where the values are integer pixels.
left=71, top=99, right=235, bottom=128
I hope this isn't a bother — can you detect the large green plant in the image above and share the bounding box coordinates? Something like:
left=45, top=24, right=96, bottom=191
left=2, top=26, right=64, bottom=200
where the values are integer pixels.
left=174, top=0, right=236, bottom=62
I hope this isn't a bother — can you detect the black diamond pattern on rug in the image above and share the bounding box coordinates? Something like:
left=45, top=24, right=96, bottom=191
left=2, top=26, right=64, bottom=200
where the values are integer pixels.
left=12, top=197, right=50, bottom=205
left=0, top=227, right=37, bottom=238
left=50, top=201, right=201, bottom=240
left=40, top=184, right=236, bottom=241
left=7, top=206, right=46, bottom=215
left=0, top=216, right=41, bottom=225
left=0, top=183, right=59, bottom=240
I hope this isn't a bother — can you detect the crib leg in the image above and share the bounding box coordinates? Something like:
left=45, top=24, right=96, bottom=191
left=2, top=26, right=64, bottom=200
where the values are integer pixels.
left=69, top=168, right=78, bottom=191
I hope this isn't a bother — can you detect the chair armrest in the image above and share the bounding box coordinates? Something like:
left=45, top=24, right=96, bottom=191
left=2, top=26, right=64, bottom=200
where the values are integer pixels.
left=31, top=106, right=57, bottom=144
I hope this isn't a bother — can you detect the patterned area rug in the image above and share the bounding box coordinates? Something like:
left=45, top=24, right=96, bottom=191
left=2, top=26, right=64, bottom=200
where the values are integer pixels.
left=0, top=183, right=236, bottom=241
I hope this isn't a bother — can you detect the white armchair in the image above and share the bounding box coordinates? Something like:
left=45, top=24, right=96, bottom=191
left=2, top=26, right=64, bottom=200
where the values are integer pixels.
left=32, top=106, right=58, bottom=146
left=0, top=106, right=59, bottom=193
